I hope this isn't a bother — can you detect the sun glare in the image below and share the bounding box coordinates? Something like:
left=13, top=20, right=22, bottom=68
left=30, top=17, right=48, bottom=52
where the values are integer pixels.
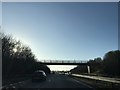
left=13, top=48, right=17, bottom=52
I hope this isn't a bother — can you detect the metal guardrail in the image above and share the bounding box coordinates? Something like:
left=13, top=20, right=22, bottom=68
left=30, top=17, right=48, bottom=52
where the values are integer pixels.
left=71, top=74, right=120, bottom=84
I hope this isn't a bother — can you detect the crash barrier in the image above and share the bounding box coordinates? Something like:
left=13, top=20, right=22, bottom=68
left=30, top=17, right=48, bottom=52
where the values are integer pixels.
left=71, top=74, right=120, bottom=88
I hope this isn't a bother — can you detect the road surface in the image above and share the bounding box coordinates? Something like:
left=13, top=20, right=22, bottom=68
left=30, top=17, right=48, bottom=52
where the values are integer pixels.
left=7, top=74, right=94, bottom=89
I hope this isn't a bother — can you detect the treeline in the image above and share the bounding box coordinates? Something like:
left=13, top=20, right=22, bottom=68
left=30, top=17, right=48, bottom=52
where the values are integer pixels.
left=70, top=50, right=120, bottom=77
left=0, top=33, right=50, bottom=79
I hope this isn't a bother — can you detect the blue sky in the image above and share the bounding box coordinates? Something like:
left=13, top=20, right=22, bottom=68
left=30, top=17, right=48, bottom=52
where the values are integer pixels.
left=0, top=2, right=1, bottom=26
left=1, top=0, right=120, bottom=2
left=2, top=2, right=118, bottom=62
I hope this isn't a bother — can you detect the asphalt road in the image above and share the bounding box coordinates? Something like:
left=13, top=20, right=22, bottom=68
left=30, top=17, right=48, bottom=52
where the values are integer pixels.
left=14, top=74, right=94, bottom=89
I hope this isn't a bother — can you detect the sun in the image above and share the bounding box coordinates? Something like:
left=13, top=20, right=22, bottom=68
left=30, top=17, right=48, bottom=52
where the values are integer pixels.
left=13, top=48, right=17, bottom=53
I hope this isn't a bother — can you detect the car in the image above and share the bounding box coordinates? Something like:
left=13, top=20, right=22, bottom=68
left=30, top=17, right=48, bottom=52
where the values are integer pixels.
left=51, top=71, right=55, bottom=74
left=32, top=70, right=47, bottom=82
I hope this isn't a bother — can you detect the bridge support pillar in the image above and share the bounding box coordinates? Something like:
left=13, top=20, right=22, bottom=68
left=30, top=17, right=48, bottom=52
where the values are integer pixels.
left=87, top=65, right=90, bottom=74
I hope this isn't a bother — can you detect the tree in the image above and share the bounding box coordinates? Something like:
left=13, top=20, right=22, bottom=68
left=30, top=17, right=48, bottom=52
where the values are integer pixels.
left=70, top=57, right=103, bottom=74
left=70, top=65, right=88, bottom=74
left=103, top=50, right=120, bottom=76
left=88, top=57, right=103, bottom=73
left=0, top=32, right=51, bottom=79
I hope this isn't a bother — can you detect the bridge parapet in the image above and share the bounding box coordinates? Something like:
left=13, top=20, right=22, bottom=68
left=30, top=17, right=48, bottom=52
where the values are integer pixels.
left=40, top=60, right=88, bottom=64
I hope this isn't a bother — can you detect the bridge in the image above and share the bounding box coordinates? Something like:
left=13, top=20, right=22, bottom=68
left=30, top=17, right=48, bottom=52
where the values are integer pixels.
left=39, top=60, right=88, bottom=65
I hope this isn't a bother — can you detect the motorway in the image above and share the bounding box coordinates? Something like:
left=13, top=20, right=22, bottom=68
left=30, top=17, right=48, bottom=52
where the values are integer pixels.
left=3, top=74, right=94, bottom=89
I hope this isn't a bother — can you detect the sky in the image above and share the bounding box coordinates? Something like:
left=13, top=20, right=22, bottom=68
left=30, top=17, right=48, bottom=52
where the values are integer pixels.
left=0, top=2, right=1, bottom=26
left=1, top=0, right=120, bottom=2
left=2, top=2, right=118, bottom=71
